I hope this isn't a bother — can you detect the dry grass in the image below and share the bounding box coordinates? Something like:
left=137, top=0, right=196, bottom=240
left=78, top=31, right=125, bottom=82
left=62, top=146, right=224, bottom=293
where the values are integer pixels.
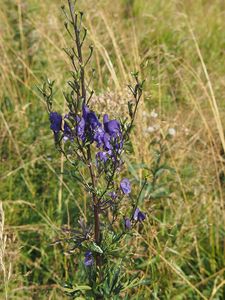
left=0, top=202, right=12, bottom=300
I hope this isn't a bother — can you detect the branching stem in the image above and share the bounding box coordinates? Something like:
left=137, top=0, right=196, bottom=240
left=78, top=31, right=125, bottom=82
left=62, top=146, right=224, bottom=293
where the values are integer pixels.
left=68, top=0, right=86, bottom=102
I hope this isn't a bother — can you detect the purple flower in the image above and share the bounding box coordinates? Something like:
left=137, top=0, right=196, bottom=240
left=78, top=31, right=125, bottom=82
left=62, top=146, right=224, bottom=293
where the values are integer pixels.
left=84, top=251, right=94, bottom=267
left=103, top=133, right=112, bottom=151
left=124, top=217, right=131, bottom=230
left=108, top=191, right=117, bottom=200
left=63, top=115, right=73, bottom=140
left=82, top=104, right=90, bottom=120
left=103, top=114, right=121, bottom=136
left=87, top=112, right=101, bottom=130
left=82, top=104, right=101, bottom=130
left=75, top=116, right=86, bottom=140
left=94, top=127, right=105, bottom=147
left=133, top=208, right=146, bottom=222
left=120, top=178, right=131, bottom=194
left=103, top=114, right=124, bottom=153
left=49, top=112, right=62, bottom=133
left=96, top=151, right=108, bottom=163
left=64, top=121, right=71, bottom=135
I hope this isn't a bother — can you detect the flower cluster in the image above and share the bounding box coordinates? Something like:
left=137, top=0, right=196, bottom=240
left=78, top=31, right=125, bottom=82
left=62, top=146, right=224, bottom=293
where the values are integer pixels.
left=50, top=105, right=146, bottom=267
left=50, top=104, right=123, bottom=164
left=50, top=107, right=146, bottom=254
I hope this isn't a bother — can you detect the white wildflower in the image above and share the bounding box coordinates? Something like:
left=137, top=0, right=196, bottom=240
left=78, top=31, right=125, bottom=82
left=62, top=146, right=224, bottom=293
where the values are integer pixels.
left=168, top=127, right=176, bottom=136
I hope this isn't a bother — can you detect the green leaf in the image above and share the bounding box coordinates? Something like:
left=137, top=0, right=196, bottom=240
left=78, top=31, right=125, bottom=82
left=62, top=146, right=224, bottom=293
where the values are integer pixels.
left=90, top=242, right=103, bottom=254
left=62, top=285, right=92, bottom=293
left=110, top=267, right=121, bottom=294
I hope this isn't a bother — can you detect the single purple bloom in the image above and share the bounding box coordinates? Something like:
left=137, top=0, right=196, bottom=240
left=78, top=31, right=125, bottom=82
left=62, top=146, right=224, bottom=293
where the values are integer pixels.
left=103, top=114, right=121, bottom=136
left=96, top=151, right=108, bottom=163
left=94, top=127, right=105, bottom=147
left=120, top=178, right=131, bottom=194
left=82, top=104, right=90, bottom=121
left=84, top=251, right=94, bottom=267
left=124, top=217, right=131, bottom=230
left=138, top=211, right=146, bottom=222
left=49, top=112, right=62, bottom=133
left=75, top=116, right=86, bottom=140
left=82, top=104, right=101, bottom=130
left=63, top=123, right=74, bottom=141
left=133, top=208, right=146, bottom=222
left=103, top=133, right=113, bottom=151
left=87, top=112, right=101, bottom=130
left=133, top=208, right=140, bottom=220
left=102, top=115, right=124, bottom=152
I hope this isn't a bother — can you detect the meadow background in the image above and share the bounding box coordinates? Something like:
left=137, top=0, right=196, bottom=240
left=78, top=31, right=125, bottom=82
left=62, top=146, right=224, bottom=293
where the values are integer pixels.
left=0, top=0, right=225, bottom=299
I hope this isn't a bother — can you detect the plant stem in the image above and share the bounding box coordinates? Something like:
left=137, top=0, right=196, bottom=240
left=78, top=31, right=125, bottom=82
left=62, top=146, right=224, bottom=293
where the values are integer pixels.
left=67, top=0, right=86, bottom=102
left=87, top=146, right=102, bottom=270
left=67, top=2, right=103, bottom=297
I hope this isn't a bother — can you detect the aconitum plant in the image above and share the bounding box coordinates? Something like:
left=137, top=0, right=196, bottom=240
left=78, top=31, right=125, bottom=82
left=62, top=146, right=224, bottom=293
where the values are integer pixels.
left=39, top=1, right=146, bottom=299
